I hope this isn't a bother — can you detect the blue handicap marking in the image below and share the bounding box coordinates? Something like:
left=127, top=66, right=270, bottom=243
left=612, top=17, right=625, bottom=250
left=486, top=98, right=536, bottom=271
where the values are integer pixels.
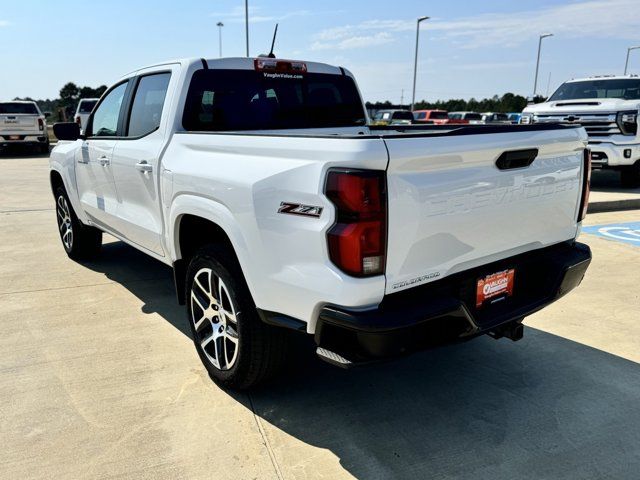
left=582, top=221, right=640, bottom=247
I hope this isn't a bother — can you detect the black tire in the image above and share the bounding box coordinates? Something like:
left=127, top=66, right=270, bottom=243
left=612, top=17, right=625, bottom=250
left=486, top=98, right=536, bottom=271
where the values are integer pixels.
left=54, top=185, right=102, bottom=260
left=620, top=162, right=640, bottom=188
left=185, top=244, right=288, bottom=390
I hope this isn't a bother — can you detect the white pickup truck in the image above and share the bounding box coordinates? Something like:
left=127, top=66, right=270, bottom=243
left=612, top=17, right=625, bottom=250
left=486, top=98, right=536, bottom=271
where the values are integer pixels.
left=0, top=100, right=50, bottom=153
left=522, top=75, right=640, bottom=187
left=50, top=57, right=592, bottom=389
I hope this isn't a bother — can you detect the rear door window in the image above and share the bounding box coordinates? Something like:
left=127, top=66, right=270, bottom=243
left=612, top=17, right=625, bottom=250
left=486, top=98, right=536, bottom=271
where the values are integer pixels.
left=127, top=73, right=171, bottom=137
left=182, top=69, right=365, bottom=131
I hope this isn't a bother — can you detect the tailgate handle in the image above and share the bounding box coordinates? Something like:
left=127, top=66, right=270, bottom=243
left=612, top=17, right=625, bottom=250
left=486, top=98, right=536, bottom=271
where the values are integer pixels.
left=495, top=149, right=538, bottom=170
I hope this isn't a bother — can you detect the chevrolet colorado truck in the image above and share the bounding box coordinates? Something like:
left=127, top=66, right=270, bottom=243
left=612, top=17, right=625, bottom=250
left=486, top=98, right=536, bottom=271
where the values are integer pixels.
left=522, top=75, right=640, bottom=187
left=50, top=57, right=592, bottom=389
left=0, top=100, right=50, bottom=153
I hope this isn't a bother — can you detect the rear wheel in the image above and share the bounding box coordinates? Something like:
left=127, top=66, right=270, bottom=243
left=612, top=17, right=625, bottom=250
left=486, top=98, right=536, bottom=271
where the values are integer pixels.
left=186, top=245, right=287, bottom=390
left=54, top=185, right=102, bottom=260
left=621, top=162, right=640, bottom=188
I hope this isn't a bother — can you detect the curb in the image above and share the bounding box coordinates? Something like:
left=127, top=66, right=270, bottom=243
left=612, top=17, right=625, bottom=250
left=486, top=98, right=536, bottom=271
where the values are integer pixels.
left=588, top=199, right=640, bottom=214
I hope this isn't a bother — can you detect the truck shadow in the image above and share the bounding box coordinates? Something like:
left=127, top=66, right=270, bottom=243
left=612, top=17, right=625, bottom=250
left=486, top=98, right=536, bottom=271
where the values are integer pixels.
left=591, top=168, right=640, bottom=194
left=85, top=239, right=640, bottom=480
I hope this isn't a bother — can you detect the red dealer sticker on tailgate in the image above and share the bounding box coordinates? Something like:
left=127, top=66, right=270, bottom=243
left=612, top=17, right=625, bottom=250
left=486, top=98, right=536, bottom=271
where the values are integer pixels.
left=476, top=269, right=515, bottom=308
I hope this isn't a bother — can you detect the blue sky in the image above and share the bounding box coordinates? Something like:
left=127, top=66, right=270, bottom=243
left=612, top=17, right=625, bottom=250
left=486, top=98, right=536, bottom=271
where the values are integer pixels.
left=2, top=0, right=640, bottom=103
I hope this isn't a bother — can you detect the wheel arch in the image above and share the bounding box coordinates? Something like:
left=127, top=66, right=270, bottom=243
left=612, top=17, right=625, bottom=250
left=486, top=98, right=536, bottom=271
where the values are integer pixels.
left=170, top=196, right=253, bottom=305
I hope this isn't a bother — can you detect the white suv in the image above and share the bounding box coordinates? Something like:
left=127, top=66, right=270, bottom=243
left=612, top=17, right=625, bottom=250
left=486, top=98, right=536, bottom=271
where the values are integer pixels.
left=522, top=75, right=640, bottom=187
left=74, top=98, right=99, bottom=133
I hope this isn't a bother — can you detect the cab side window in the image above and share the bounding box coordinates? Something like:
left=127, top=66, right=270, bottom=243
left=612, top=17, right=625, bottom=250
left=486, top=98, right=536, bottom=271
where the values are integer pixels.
left=91, top=82, right=128, bottom=137
left=127, top=73, right=171, bottom=137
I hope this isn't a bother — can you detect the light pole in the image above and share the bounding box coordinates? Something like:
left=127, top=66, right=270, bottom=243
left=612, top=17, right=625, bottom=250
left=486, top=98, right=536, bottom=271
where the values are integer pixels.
left=410, top=16, right=429, bottom=112
left=624, top=46, right=640, bottom=75
left=245, top=0, right=249, bottom=57
left=216, top=22, right=224, bottom=58
left=533, top=33, right=553, bottom=97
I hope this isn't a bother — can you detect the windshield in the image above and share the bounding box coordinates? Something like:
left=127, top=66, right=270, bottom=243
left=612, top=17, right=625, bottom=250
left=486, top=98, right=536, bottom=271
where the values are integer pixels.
left=465, top=113, right=482, bottom=121
left=183, top=69, right=366, bottom=131
left=78, top=100, right=98, bottom=113
left=0, top=102, right=38, bottom=114
left=550, top=79, right=640, bottom=101
left=429, top=111, right=448, bottom=120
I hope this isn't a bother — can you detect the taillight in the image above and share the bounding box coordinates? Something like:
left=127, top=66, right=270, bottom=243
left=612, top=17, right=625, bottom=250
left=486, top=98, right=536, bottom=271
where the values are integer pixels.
left=325, top=169, right=387, bottom=277
left=75, top=116, right=81, bottom=125
left=38, top=118, right=44, bottom=131
left=578, top=149, right=591, bottom=221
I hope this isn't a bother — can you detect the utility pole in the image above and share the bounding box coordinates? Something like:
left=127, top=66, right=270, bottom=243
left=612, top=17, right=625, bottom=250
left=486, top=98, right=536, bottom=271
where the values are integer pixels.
left=216, top=22, right=224, bottom=58
left=624, top=46, right=640, bottom=75
left=411, top=16, right=429, bottom=112
left=533, top=33, right=553, bottom=97
left=545, top=71, right=552, bottom=97
left=245, top=0, right=250, bottom=57
left=400, top=89, right=404, bottom=106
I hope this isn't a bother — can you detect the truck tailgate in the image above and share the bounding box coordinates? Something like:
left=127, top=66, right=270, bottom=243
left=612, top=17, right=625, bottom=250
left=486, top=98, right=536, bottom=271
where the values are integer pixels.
left=0, top=114, right=38, bottom=133
left=383, top=126, right=587, bottom=294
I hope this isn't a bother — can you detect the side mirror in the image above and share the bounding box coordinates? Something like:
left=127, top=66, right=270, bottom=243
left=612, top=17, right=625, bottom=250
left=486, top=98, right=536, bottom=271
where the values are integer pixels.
left=44, top=112, right=52, bottom=119
left=53, top=122, right=81, bottom=141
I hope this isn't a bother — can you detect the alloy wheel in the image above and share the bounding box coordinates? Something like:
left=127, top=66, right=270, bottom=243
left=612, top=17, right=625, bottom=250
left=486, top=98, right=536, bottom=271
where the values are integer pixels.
left=190, top=267, right=240, bottom=370
left=56, top=195, right=73, bottom=251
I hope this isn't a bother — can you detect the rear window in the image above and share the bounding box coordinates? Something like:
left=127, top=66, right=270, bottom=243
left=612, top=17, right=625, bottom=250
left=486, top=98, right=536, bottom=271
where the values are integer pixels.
left=429, top=111, right=448, bottom=120
left=0, top=102, right=38, bottom=114
left=183, top=69, right=366, bottom=131
left=494, top=113, right=509, bottom=121
left=78, top=100, right=97, bottom=113
left=465, top=113, right=482, bottom=121
left=392, top=111, right=413, bottom=120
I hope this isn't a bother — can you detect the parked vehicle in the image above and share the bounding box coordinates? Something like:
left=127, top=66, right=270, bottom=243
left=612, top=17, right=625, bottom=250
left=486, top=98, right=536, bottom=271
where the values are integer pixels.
left=413, top=109, right=449, bottom=124
left=448, top=111, right=483, bottom=124
left=371, top=109, right=414, bottom=125
left=50, top=57, right=592, bottom=389
left=522, top=75, right=640, bottom=187
left=507, top=113, right=522, bottom=124
left=481, top=112, right=512, bottom=125
left=0, top=101, right=49, bottom=153
left=74, top=98, right=99, bottom=133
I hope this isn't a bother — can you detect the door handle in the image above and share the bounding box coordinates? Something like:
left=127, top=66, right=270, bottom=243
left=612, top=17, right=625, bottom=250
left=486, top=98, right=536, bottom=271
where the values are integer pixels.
left=136, top=161, right=153, bottom=173
left=98, top=156, right=110, bottom=166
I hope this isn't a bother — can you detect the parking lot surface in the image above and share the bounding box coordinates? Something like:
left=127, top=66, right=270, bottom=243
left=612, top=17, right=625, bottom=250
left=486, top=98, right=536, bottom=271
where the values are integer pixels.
left=1, top=153, right=639, bottom=479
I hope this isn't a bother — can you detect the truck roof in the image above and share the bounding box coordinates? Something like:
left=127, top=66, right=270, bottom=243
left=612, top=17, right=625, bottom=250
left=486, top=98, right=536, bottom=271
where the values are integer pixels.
left=124, top=57, right=346, bottom=78
left=565, top=74, right=640, bottom=83
left=0, top=100, right=37, bottom=104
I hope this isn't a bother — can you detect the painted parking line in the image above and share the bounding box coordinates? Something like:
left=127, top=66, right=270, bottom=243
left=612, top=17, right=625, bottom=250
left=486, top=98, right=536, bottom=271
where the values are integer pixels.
left=582, top=222, right=640, bottom=247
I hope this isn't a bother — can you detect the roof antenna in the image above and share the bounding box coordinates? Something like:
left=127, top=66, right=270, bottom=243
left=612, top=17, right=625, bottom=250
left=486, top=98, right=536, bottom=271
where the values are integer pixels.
left=267, top=24, right=278, bottom=58
left=258, top=24, right=278, bottom=58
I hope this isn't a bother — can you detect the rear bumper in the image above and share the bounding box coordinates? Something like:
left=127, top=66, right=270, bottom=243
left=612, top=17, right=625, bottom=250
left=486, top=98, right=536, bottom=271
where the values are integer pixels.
left=1, top=134, right=48, bottom=147
left=314, top=241, right=591, bottom=360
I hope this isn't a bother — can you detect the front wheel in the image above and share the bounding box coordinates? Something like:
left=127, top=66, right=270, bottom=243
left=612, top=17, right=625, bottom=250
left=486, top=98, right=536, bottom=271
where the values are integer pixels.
left=54, top=185, right=102, bottom=260
left=186, top=245, right=287, bottom=390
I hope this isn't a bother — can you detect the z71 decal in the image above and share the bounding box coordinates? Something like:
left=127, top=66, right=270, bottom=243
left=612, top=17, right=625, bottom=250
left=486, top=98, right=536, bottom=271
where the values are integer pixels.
left=278, top=202, right=323, bottom=218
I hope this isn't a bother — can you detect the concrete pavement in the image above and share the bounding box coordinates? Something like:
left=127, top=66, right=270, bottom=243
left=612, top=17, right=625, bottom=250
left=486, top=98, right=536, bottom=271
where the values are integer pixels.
left=588, top=169, right=640, bottom=212
left=1, top=153, right=639, bottom=479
